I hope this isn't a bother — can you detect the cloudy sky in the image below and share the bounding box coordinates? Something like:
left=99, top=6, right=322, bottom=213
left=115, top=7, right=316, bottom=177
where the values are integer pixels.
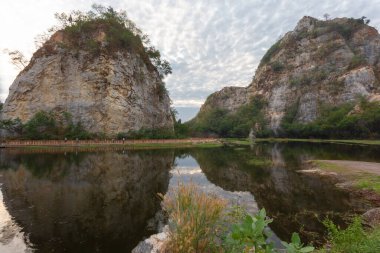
left=1, top=0, right=380, bottom=121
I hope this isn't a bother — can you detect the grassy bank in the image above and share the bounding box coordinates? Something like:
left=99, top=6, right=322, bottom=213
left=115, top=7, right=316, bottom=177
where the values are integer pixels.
left=2, top=141, right=222, bottom=150
left=311, top=160, right=380, bottom=194
left=222, top=138, right=380, bottom=146
left=162, top=184, right=380, bottom=253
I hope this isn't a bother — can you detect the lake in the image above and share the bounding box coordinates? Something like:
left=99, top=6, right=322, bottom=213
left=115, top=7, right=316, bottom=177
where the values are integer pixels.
left=0, top=142, right=379, bottom=252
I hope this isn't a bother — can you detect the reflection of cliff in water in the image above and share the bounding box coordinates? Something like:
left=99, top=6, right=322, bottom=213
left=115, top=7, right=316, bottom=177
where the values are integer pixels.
left=0, top=149, right=174, bottom=253
left=190, top=143, right=375, bottom=244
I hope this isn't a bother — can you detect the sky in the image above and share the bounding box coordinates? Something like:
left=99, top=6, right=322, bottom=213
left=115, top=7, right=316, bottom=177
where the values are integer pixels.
left=1, top=0, right=380, bottom=121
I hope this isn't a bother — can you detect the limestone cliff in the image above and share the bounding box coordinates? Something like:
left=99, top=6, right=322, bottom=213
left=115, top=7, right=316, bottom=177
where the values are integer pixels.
left=1, top=22, right=173, bottom=136
left=193, top=16, right=380, bottom=134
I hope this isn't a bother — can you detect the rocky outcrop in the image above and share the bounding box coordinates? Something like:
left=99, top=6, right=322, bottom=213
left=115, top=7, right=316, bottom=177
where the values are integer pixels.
left=193, top=16, right=380, bottom=133
left=1, top=26, right=173, bottom=136
left=363, top=208, right=380, bottom=228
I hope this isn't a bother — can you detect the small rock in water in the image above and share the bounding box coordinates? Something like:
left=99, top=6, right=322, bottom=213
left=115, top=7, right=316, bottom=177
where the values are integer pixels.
left=132, top=225, right=169, bottom=253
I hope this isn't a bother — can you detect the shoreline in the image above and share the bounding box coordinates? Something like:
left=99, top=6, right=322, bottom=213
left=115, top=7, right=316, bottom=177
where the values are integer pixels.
left=1, top=137, right=380, bottom=149
left=300, top=160, right=380, bottom=206
left=0, top=138, right=221, bottom=149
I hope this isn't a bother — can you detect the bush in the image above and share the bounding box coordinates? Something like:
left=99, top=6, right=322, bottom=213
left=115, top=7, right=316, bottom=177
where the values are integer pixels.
left=116, top=127, right=175, bottom=140
left=23, top=111, right=59, bottom=139
left=348, top=55, right=367, bottom=70
left=280, top=100, right=380, bottom=139
left=271, top=61, right=285, bottom=72
left=290, top=74, right=312, bottom=87
left=188, top=95, right=269, bottom=138
left=162, top=184, right=315, bottom=253
left=161, top=184, right=226, bottom=253
left=260, top=40, right=282, bottom=65
left=51, top=4, right=171, bottom=78
left=0, top=111, right=93, bottom=140
left=321, top=217, right=380, bottom=253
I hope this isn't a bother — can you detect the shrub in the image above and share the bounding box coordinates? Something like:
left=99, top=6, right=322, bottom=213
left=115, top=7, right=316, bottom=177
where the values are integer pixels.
left=1, top=111, right=93, bottom=140
left=280, top=99, right=380, bottom=139
left=23, top=111, right=58, bottom=139
left=260, top=40, right=282, bottom=65
left=162, top=184, right=317, bottom=253
left=223, top=209, right=275, bottom=252
left=321, top=217, right=380, bottom=253
left=271, top=61, right=285, bottom=72
left=315, top=42, right=341, bottom=59
left=289, top=74, right=312, bottom=87
left=188, top=95, right=269, bottom=138
left=116, top=127, right=175, bottom=140
left=348, top=55, right=367, bottom=70
left=51, top=4, right=172, bottom=77
left=161, top=184, right=226, bottom=253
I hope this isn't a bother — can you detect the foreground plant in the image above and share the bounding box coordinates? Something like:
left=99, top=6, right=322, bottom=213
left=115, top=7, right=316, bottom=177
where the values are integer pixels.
left=223, top=209, right=314, bottom=253
left=161, top=183, right=226, bottom=253
left=282, top=233, right=315, bottom=253
left=162, top=184, right=314, bottom=253
left=320, top=217, right=380, bottom=253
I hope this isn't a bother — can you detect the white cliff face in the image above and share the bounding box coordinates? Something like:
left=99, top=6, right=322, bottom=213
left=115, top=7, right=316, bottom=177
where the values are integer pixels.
left=194, top=16, right=380, bottom=132
left=197, top=86, right=250, bottom=114
left=1, top=30, right=173, bottom=135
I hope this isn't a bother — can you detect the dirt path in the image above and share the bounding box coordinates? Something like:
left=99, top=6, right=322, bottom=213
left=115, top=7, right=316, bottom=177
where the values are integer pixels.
left=318, top=160, right=380, bottom=176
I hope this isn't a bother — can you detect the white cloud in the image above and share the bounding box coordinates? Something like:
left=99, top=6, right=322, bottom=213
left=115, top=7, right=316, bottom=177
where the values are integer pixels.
left=1, top=0, right=380, bottom=111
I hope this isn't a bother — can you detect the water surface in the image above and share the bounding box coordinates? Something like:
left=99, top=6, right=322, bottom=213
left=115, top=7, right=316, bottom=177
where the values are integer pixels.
left=0, top=142, right=379, bottom=252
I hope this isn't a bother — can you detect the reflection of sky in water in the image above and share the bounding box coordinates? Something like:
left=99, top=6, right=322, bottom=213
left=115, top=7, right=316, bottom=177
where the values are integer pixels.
left=0, top=185, right=33, bottom=253
left=170, top=155, right=258, bottom=215
left=170, top=155, right=282, bottom=247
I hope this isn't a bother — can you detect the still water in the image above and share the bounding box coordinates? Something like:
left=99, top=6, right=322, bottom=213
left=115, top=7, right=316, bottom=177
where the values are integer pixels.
left=0, top=142, right=379, bottom=252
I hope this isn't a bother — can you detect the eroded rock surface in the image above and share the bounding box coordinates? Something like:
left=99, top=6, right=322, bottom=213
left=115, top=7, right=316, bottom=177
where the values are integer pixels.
left=193, top=16, right=380, bottom=132
left=1, top=27, right=173, bottom=135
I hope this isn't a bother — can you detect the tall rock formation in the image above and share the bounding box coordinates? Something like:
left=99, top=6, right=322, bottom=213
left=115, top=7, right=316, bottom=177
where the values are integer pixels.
left=1, top=18, right=173, bottom=136
left=192, top=16, right=380, bottom=134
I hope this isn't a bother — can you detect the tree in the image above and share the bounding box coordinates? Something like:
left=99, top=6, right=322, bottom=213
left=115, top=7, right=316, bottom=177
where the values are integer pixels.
left=3, top=49, right=29, bottom=70
left=323, top=13, right=330, bottom=21
left=52, top=4, right=172, bottom=78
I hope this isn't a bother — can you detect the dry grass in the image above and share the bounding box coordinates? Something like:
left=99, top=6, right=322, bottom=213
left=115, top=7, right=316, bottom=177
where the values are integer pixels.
left=161, top=184, right=227, bottom=253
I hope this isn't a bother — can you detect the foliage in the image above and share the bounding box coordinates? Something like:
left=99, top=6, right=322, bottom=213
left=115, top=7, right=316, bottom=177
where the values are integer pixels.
left=280, top=100, right=380, bottom=139
left=162, top=184, right=315, bottom=253
left=223, top=209, right=275, bottom=252
left=189, top=95, right=270, bottom=138
left=289, top=70, right=327, bottom=87
left=161, top=183, right=226, bottom=253
left=260, top=40, right=282, bottom=65
left=0, top=111, right=92, bottom=140
left=315, top=42, right=341, bottom=59
left=2, top=49, right=29, bottom=70
left=116, top=127, right=175, bottom=140
left=355, top=176, right=380, bottom=194
left=290, top=75, right=312, bottom=87
left=0, top=118, right=23, bottom=135
left=23, top=111, right=59, bottom=139
left=171, top=107, right=190, bottom=138
left=271, top=61, right=285, bottom=72
left=314, top=17, right=368, bottom=40
left=50, top=4, right=171, bottom=78
left=282, top=233, right=314, bottom=253
left=348, top=55, right=367, bottom=70
left=320, top=217, right=380, bottom=253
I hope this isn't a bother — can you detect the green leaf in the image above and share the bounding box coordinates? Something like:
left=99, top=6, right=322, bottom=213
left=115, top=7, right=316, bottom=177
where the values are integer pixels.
left=300, top=246, right=315, bottom=253
left=291, top=232, right=301, bottom=246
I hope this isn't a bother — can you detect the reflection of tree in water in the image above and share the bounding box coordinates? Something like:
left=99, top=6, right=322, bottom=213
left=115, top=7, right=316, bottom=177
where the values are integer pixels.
left=0, top=149, right=174, bottom=253
left=188, top=143, right=377, bottom=245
